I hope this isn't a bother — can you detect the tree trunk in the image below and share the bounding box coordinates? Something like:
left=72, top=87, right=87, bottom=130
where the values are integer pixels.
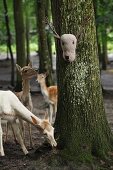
left=25, top=0, right=30, bottom=64
left=13, top=0, right=26, bottom=91
left=93, top=0, right=102, bottom=66
left=36, top=0, right=53, bottom=85
left=45, top=0, right=53, bottom=71
left=101, top=28, right=108, bottom=70
left=3, top=0, right=15, bottom=86
left=51, top=0, right=113, bottom=160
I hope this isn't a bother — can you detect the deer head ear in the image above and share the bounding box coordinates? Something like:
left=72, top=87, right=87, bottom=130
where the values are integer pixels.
left=31, top=116, right=37, bottom=125
left=28, top=61, right=32, bottom=68
left=16, top=64, right=22, bottom=73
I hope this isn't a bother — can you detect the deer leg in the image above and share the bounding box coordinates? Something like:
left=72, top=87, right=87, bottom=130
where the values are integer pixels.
left=27, top=123, right=33, bottom=149
left=53, top=103, right=57, bottom=124
left=18, top=119, right=25, bottom=140
left=11, top=120, right=28, bottom=155
left=49, top=104, right=53, bottom=124
left=5, top=121, right=18, bottom=144
left=0, top=118, right=5, bottom=156
left=5, top=121, right=9, bottom=143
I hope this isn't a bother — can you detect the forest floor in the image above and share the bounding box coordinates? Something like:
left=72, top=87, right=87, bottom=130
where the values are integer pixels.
left=1, top=56, right=113, bottom=169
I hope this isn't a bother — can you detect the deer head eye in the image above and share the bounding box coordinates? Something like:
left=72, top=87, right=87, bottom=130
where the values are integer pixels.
left=62, top=42, right=64, bottom=46
left=72, top=41, right=74, bottom=44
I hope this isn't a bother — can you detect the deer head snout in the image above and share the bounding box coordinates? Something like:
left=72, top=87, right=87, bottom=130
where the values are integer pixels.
left=65, top=56, right=69, bottom=60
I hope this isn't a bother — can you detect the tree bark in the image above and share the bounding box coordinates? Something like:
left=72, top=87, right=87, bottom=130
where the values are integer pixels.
left=13, top=0, right=26, bottom=91
left=36, top=0, right=53, bottom=85
left=51, top=0, right=113, bottom=160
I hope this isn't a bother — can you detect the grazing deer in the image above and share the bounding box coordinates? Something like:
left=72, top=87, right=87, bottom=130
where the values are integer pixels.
left=36, top=73, right=57, bottom=124
left=6, top=62, right=37, bottom=148
left=0, top=90, right=57, bottom=156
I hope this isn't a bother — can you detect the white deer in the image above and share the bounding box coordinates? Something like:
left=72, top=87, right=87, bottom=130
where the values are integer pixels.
left=0, top=90, right=57, bottom=156
left=36, top=73, right=57, bottom=124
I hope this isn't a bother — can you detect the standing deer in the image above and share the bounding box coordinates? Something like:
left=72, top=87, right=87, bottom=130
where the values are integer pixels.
left=36, top=73, right=57, bottom=124
left=6, top=62, right=37, bottom=148
left=0, top=90, right=57, bottom=156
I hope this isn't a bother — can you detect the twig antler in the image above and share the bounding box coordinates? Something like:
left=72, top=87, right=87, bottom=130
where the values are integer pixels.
left=45, top=17, right=60, bottom=39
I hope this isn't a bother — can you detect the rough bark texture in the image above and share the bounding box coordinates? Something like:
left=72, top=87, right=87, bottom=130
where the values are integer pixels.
left=51, top=0, right=113, bottom=160
left=36, top=0, right=53, bottom=85
left=13, top=0, right=26, bottom=91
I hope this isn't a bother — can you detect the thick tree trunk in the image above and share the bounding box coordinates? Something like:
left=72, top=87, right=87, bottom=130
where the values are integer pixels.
left=51, top=0, right=113, bottom=160
left=3, top=0, right=15, bottom=86
left=13, top=0, right=26, bottom=91
left=36, top=0, right=53, bottom=85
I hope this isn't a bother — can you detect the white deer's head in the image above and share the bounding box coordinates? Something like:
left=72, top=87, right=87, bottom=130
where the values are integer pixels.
left=31, top=116, right=57, bottom=147
left=60, top=34, right=77, bottom=62
left=46, top=16, right=90, bottom=63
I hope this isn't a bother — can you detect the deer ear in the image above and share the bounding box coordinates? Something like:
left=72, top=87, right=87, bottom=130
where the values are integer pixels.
left=28, top=61, right=32, bottom=68
left=16, top=64, right=22, bottom=73
left=44, top=72, right=48, bottom=78
left=31, top=116, right=37, bottom=125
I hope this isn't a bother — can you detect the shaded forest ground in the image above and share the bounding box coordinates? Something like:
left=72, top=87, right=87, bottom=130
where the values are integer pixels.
left=1, top=58, right=113, bottom=169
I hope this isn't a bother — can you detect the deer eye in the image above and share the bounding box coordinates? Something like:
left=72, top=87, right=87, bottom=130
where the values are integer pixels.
left=62, top=42, right=64, bottom=46
left=72, top=41, right=74, bottom=44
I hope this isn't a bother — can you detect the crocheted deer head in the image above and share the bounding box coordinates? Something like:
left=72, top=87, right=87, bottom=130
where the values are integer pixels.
left=46, top=18, right=77, bottom=62
left=60, top=34, right=77, bottom=62
left=46, top=16, right=90, bottom=63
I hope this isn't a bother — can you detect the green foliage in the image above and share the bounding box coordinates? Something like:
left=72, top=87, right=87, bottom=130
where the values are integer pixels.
left=0, top=0, right=37, bottom=51
left=95, top=0, right=113, bottom=53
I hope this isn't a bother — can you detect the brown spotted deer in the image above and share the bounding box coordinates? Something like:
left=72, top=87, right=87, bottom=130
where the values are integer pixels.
left=0, top=90, right=57, bottom=156
left=36, top=73, right=57, bottom=124
left=6, top=62, right=37, bottom=148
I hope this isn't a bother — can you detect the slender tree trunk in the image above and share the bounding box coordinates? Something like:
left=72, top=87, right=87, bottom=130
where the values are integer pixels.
left=101, top=28, right=108, bottom=70
left=25, top=1, right=30, bottom=64
left=13, top=0, right=26, bottom=91
left=51, top=0, right=113, bottom=160
left=3, top=0, right=15, bottom=86
left=45, top=0, right=53, bottom=71
left=93, top=0, right=102, bottom=65
left=36, top=0, right=53, bottom=85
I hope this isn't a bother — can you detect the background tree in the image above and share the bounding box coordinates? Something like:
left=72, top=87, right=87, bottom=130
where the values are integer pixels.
left=24, top=0, right=30, bottom=64
left=94, top=0, right=113, bottom=70
left=36, top=0, right=53, bottom=85
left=51, top=0, right=113, bottom=161
left=45, top=0, right=53, bottom=71
left=3, top=0, right=15, bottom=86
left=13, top=0, right=26, bottom=91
